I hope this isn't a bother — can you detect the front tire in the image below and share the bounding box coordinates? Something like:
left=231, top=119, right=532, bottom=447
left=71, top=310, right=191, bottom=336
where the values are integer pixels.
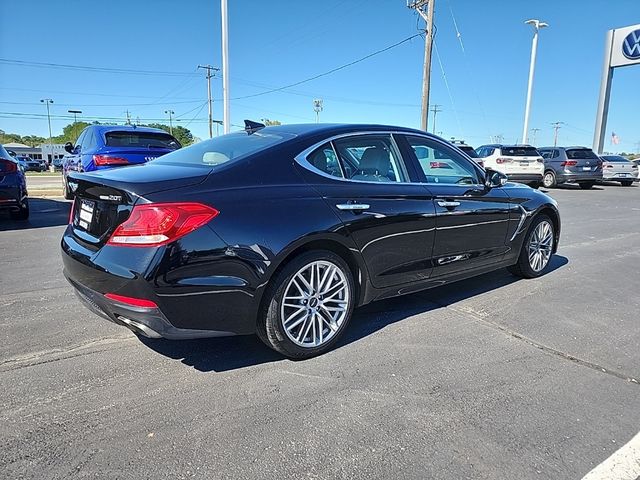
left=579, top=182, right=595, bottom=190
left=542, top=171, right=556, bottom=188
left=508, top=214, right=554, bottom=279
left=257, top=250, right=355, bottom=359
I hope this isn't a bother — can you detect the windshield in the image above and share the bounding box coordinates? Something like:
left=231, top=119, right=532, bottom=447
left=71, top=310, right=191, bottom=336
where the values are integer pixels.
left=501, top=146, right=540, bottom=157
left=566, top=148, right=599, bottom=160
left=105, top=131, right=181, bottom=149
left=152, top=131, right=295, bottom=167
left=457, top=145, right=479, bottom=158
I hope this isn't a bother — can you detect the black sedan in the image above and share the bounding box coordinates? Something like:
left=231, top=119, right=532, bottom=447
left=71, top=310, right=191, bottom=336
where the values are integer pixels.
left=62, top=123, right=560, bottom=359
left=0, top=144, right=29, bottom=220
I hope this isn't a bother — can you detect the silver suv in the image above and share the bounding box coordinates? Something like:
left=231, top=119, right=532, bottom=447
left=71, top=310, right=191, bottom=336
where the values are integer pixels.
left=537, top=147, right=603, bottom=189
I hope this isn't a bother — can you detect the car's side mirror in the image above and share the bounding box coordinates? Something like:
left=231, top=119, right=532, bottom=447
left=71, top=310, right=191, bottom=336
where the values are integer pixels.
left=484, top=168, right=508, bottom=188
left=64, top=142, right=74, bottom=154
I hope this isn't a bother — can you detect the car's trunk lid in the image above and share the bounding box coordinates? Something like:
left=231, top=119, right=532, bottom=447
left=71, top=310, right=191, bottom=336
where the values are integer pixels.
left=68, top=163, right=212, bottom=247
left=564, top=148, right=600, bottom=173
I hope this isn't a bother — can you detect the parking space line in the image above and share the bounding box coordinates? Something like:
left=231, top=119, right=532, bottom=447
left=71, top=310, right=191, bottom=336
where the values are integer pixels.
left=581, top=431, right=640, bottom=480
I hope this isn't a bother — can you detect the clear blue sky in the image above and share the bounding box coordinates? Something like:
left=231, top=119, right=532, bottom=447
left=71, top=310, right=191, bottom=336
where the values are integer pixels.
left=1, top=0, right=639, bottom=152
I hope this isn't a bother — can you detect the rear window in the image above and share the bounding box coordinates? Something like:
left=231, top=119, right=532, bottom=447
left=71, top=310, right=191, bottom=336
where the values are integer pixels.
left=457, top=145, right=479, bottom=158
left=566, top=148, right=599, bottom=160
left=153, top=131, right=295, bottom=167
left=500, top=146, right=540, bottom=157
left=105, top=131, right=181, bottom=149
left=602, top=156, right=628, bottom=163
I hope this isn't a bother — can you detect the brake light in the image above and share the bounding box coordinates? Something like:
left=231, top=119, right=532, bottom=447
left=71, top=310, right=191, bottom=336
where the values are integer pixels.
left=68, top=198, right=76, bottom=224
left=632, top=164, right=638, bottom=169
left=104, top=293, right=158, bottom=308
left=561, top=160, right=578, bottom=167
left=93, top=154, right=129, bottom=166
left=0, top=159, right=18, bottom=173
left=495, top=157, right=512, bottom=164
left=107, top=202, right=219, bottom=247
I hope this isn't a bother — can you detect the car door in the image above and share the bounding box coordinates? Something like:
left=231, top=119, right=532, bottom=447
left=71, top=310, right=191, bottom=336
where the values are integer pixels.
left=398, top=134, right=511, bottom=277
left=296, top=133, right=437, bottom=289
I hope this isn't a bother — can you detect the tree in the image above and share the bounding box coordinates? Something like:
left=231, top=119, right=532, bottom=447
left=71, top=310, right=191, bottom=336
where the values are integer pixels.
left=261, top=118, right=281, bottom=126
left=21, top=135, right=46, bottom=147
left=146, top=123, right=194, bottom=147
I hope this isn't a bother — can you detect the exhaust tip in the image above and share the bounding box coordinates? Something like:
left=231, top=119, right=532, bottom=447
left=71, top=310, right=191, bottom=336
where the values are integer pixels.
left=116, top=315, right=162, bottom=339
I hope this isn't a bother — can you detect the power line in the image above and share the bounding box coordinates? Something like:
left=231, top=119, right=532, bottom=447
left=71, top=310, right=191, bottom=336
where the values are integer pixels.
left=551, top=121, right=565, bottom=147
left=0, top=58, right=199, bottom=77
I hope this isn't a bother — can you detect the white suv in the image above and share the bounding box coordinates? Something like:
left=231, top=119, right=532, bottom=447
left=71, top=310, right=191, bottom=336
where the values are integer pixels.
left=476, top=144, right=544, bottom=188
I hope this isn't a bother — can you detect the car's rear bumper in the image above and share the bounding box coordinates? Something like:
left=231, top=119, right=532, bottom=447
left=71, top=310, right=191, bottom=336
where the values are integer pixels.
left=602, top=173, right=639, bottom=181
left=0, top=185, right=24, bottom=211
left=65, top=273, right=233, bottom=339
left=556, top=171, right=603, bottom=183
left=506, top=173, right=543, bottom=184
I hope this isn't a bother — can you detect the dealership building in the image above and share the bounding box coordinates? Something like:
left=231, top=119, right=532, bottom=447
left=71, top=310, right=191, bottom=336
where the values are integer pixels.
left=3, top=142, right=66, bottom=163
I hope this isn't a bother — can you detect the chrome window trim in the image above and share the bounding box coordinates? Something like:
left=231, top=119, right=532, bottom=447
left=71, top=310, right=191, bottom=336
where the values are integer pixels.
left=294, top=130, right=487, bottom=187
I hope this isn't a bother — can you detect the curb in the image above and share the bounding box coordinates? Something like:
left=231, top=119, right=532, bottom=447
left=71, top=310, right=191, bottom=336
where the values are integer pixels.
left=29, top=189, right=64, bottom=198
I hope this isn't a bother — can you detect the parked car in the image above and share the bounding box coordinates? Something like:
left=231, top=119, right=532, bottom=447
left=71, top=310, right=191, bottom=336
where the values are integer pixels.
left=52, top=157, right=64, bottom=172
left=0, top=144, right=29, bottom=220
left=62, top=125, right=181, bottom=199
left=451, top=140, right=483, bottom=168
left=62, top=122, right=561, bottom=359
left=475, top=144, right=543, bottom=188
left=537, top=147, right=603, bottom=189
left=600, top=155, right=638, bottom=186
left=16, top=155, right=43, bottom=172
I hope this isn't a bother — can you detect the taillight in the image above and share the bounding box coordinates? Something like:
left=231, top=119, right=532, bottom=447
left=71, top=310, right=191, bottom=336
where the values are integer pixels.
left=0, top=159, right=18, bottom=173
left=68, top=198, right=76, bottom=224
left=104, top=293, right=158, bottom=308
left=430, top=161, right=448, bottom=168
left=561, top=160, right=578, bottom=167
left=536, top=158, right=544, bottom=163
left=604, top=164, right=613, bottom=169
left=632, top=164, right=638, bottom=169
left=93, top=154, right=129, bottom=166
left=495, top=157, right=512, bottom=164
left=107, top=202, right=219, bottom=247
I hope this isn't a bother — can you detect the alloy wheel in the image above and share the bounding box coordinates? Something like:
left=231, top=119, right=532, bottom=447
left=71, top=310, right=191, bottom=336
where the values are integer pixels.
left=280, top=260, right=350, bottom=348
left=528, top=220, right=553, bottom=272
left=543, top=172, right=555, bottom=188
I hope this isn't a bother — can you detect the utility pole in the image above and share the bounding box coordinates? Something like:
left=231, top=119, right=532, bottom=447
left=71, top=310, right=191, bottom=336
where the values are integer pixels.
left=198, top=65, right=220, bottom=138
left=313, top=99, right=323, bottom=123
left=429, top=104, right=442, bottom=134
left=40, top=99, right=53, bottom=165
left=521, top=19, right=548, bottom=144
left=165, top=110, right=175, bottom=135
left=530, top=128, right=540, bottom=146
left=408, top=0, right=435, bottom=131
left=221, top=0, right=231, bottom=134
left=125, top=110, right=132, bottom=125
left=551, top=121, right=564, bottom=147
left=68, top=109, right=82, bottom=124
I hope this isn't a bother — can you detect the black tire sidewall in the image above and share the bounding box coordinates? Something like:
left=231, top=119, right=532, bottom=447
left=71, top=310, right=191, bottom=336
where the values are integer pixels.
left=260, top=250, right=355, bottom=359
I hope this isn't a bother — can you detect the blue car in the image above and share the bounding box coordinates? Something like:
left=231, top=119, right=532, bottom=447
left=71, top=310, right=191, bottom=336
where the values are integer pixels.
left=0, top=144, right=29, bottom=220
left=62, top=125, right=181, bottom=199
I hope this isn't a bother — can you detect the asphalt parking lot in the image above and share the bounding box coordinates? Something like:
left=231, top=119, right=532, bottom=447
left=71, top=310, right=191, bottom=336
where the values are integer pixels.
left=1, top=183, right=639, bottom=479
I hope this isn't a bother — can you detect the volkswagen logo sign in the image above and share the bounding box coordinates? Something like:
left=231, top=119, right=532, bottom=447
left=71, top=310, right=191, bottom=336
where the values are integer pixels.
left=622, top=29, right=640, bottom=60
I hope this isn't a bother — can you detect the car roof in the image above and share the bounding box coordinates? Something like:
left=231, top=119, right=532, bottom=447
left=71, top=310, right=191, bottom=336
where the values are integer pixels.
left=540, top=146, right=592, bottom=150
left=90, top=125, right=171, bottom=135
left=253, top=123, right=434, bottom=139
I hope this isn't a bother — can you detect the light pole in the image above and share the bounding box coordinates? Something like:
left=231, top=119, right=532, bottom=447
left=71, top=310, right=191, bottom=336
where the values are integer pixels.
left=521, top=19, right=548, bottom=145
left=40, top=98, right=54, bottom=165
left=313, top=99, right=323, bottom=123
left=68, top=109, right=82, bottom=124
left=221, top=0, right=230, bottom=134
left=165, top=110, right=175, bottom=135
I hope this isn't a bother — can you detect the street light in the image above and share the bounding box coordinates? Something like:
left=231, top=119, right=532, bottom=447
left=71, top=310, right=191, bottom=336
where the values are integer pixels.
left=165, top=110, right=175, bottom=135
left=313, top=99, right=323, bottom=123
left=68, top=109, right=82, bottom=124
left=521, top=19, right=548, bottom=145
left=40, top=99, right=54, bottom=165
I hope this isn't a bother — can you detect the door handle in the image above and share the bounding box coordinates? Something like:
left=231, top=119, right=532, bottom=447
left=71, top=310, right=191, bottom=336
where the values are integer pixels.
left=336, top=203, right=370, bottom=211
left=437, top=200, right=461, bottom=208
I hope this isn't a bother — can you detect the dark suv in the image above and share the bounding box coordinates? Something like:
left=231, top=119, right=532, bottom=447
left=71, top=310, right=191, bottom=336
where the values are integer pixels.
left=538, top=147, right=603, bottom=189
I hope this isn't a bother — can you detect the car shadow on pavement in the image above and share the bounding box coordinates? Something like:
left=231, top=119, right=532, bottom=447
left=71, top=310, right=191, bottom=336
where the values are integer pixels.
left=139, top=255, right=569, bottom=373
left=0, top=198, right=71, bottom=231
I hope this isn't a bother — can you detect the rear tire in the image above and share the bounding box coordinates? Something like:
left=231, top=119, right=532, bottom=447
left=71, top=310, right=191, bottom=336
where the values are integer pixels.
left=542, top=171, right=556, bottom=188
left=578, top=182, right=595, bottom=190
left=257, top=250, right=355, bottom=359
left=10, top=198, right=29, bottom=221
left=620, top=180, right=633, bottom=187
left=508, top=214, right=554, bottom=279
left=529, top=182, right=540, bottom=189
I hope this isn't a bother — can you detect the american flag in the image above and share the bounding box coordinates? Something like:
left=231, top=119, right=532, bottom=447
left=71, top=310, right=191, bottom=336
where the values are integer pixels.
left=611, top=131, right=620, bottom=145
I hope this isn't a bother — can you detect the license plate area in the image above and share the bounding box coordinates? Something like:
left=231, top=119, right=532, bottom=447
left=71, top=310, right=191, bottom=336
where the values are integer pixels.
left=77, top=199, right=95, bottom=230
left=519, top=161, right=529, bottom=167
left=583, top=166, right=591, bottom=171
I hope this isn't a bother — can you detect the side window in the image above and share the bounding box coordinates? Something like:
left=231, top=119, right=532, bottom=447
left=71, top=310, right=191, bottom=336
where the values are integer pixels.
left=476, top=147, right=485, bottom=157
left=75, top=129, right=87, bottom=151
left=540, top=150, right=551, bottom=159
left=332, top=134, right=407, bottom=183
left=306, top=142, right=343, bottom=178
left=552, top=149, right=560, bottom=159
left=405, top=136, right=480, bottom=185
left=83, top=129, right=96, bottom=151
